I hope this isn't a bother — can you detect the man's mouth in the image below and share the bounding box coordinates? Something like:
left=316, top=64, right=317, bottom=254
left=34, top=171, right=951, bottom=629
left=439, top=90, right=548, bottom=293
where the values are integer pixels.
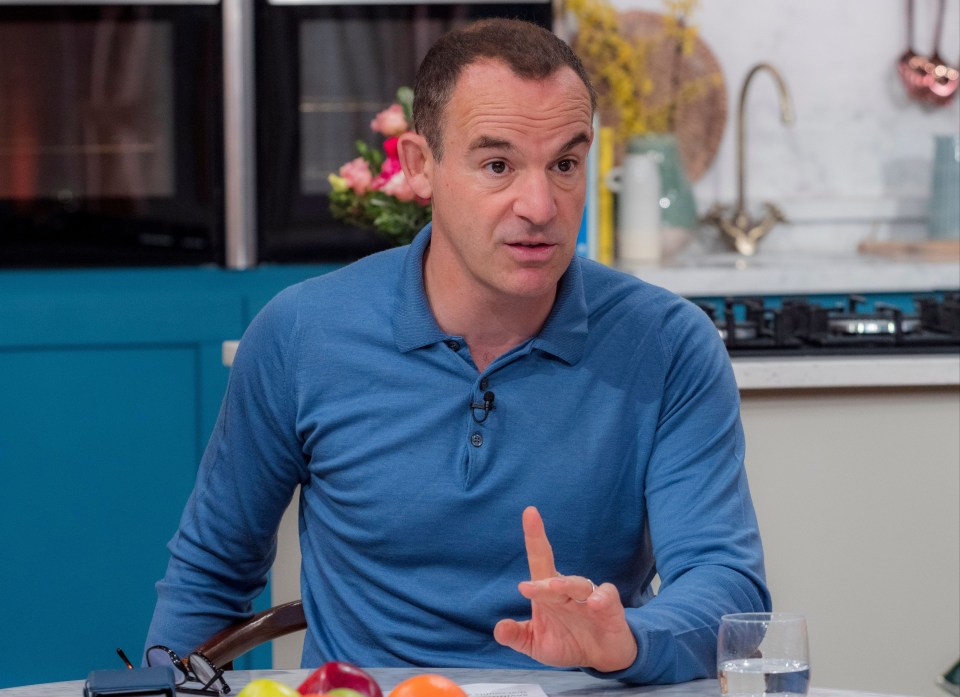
left=509, top=241, right=553, bottom=249
left=504, top=240, right=558, bottom=263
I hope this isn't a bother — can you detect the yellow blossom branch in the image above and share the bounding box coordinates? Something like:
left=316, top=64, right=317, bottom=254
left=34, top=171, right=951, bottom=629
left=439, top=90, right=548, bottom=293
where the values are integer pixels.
left=566, top=0, right=712, bottom=144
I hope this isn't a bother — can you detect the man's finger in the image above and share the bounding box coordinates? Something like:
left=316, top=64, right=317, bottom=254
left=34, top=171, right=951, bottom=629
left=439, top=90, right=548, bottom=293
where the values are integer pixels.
left=522, top=505, right=557, bottom=580
left=492, top=618, right=530, bottom=654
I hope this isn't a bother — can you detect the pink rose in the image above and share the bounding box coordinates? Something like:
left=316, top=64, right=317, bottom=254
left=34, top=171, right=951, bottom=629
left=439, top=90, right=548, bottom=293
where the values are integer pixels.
left=383, top=136, right=399, bottom=159
left=379, top=155, right=403, bottom=180
left=370, top=150, right=403, bottom=191
left=379, top=170, right=416, bottom=202
left=370, top=104, right=408, bottom=136
left=338, top=157, right=372, bottom=195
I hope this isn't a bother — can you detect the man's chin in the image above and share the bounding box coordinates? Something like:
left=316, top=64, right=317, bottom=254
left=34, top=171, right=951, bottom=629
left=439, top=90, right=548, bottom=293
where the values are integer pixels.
left=500, top=266, right=568, bottom=300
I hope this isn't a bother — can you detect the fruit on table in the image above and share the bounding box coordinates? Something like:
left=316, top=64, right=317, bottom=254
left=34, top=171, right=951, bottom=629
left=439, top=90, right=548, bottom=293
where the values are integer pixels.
left=303, top=689, right=367, bottom=697
left=238, top=678, right=301, bottom=697
left=298, top=661, right=384, bottom=697
left=327, top=688, right=368, bottom=697
left=388, top=674, right=467, bottom=697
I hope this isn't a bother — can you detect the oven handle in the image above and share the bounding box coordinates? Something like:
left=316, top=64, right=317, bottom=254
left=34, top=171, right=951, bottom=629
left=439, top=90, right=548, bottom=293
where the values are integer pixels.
left=0, top=0, right=218, bottom=4
left=264, top=0, right=564, bottom=41
left=266, top=0, right=547, bottom=3
left=223, top=0, right=258, bottom=269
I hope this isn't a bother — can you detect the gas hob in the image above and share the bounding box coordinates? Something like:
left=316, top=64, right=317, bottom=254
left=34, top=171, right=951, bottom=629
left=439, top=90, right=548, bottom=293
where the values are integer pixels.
left=698, top=293, right=960, bottom=357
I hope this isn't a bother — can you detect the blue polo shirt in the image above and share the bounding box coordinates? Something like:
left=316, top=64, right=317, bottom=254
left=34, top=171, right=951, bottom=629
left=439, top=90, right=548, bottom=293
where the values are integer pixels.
left=146, top=225, right=769, bottom=684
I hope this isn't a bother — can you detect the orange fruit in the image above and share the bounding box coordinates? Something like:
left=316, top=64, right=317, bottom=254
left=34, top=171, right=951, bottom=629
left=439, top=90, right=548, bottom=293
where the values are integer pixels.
left=388, top=674, right=466, bottom=697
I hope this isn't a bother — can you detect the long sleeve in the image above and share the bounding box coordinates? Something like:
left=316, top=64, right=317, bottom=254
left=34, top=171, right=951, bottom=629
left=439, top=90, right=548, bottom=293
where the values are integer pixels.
left=143, top=286, right=307, bottom=660
left=586, top=299, right=771, bottom=684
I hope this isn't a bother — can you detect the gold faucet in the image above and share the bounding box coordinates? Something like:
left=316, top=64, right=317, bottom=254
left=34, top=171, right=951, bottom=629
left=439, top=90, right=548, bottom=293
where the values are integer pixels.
left=705, top=63, right=795, bottom=256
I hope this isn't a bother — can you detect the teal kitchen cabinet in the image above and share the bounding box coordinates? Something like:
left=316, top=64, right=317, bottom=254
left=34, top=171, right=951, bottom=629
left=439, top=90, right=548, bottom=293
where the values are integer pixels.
left=0, top=265, right=337, bottom=688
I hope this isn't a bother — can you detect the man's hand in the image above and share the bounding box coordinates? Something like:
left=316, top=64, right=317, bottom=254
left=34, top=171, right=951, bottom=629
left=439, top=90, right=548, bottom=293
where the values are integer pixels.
left=493, top=506, right=638, bottom=673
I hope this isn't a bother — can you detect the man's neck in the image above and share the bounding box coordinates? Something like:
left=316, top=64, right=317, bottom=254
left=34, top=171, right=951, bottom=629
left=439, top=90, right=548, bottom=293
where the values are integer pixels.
left=423, top=250, right=556, bottom=373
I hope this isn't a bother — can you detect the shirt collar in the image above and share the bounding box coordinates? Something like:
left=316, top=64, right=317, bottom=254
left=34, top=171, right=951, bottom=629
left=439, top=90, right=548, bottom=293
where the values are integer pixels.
left=393, top=224, right=588, bottom=365
left=393, top=225, right=447, bottom=353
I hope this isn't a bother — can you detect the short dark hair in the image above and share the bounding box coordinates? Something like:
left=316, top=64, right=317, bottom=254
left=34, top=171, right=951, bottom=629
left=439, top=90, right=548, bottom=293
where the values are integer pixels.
left=412, top=18, right=597, bottom=160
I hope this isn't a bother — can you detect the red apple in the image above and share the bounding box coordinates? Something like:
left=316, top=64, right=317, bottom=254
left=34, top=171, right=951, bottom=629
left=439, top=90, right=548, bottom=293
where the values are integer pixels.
left=298, top=662, right=384, bottom=697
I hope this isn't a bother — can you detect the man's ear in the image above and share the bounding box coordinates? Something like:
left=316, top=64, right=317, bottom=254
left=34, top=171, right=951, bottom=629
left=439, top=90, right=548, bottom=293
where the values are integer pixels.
left=397, top=132, right=434, bottom=200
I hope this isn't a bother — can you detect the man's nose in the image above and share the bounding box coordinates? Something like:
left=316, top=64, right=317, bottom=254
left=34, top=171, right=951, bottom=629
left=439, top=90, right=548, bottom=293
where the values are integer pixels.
left=512, top=172, right=558, bottom=225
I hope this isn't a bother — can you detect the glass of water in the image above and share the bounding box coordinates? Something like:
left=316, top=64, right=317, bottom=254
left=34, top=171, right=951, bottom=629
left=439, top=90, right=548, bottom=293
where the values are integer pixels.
left=717, top=612, right=810, bottom=696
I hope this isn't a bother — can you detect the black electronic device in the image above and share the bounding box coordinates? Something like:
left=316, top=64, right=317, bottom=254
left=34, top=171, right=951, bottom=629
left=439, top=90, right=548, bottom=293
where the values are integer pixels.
left=83, top=666, right=177, bottom=697
left=941, top=657, right=960, bottom=696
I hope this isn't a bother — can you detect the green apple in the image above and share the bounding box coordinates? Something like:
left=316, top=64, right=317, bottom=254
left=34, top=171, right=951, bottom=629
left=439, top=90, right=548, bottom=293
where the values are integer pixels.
left=327, top=688, right=367, bottom=697
left=301, top=689, right=368, bottom=697
left=238, top=678, right=301, bottom=697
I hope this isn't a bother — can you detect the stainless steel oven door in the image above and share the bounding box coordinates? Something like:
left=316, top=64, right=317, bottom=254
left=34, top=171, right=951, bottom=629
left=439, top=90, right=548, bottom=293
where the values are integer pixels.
left=253, top=0, right=555, bottom=264
left=0, top=0, right=224, bottom=267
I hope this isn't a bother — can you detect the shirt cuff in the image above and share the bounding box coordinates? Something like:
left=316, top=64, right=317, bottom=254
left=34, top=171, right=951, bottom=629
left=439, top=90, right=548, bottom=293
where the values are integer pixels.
left=579, top=623, right=675, bottom=684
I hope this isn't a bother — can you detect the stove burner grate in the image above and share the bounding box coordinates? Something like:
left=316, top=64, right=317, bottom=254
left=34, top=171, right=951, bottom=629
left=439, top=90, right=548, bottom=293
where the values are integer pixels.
left=698, top=292, right=960, bottom=356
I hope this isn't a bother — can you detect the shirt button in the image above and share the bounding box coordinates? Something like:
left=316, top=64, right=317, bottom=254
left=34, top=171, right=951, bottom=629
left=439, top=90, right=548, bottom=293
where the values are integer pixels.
left=446, top=340, right=461, bottom=351
left=479, top=378, right=489, bottom=390
left=470, top=432, right=484, bottom=447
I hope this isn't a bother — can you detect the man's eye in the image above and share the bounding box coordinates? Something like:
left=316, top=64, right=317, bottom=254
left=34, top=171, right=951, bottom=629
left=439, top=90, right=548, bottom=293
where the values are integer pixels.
left=556, top=159, right=576, bottom=173
left=486, top=161, right=508, bottom=175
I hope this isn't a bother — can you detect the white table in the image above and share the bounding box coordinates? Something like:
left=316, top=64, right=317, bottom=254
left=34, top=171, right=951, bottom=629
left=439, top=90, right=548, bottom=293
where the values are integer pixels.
left=0, top=667, right=919, bottom=697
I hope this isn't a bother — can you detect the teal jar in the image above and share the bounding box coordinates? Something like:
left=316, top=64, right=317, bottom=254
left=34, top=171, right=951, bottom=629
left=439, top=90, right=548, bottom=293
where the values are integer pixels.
left=929, top=134, right=960, bottom=240
left=626, top=134, right=698, bottom=232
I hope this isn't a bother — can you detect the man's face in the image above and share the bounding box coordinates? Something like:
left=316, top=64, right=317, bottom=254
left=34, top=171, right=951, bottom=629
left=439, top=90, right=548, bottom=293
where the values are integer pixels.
left=423, top=60, right=594, bottom=306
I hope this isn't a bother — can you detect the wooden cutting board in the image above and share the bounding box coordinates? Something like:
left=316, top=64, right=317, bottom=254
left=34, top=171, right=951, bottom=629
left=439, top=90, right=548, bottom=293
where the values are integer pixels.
left=857, top=239, right=960, bottom=262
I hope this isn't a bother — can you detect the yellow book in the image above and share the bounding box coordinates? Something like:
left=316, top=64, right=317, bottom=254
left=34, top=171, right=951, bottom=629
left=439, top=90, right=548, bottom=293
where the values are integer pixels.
left=597, top=126, right=615, bottom=266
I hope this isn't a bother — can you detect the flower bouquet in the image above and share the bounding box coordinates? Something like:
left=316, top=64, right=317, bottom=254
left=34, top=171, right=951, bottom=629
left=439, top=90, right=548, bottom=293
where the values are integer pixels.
left=328, top=87, right=431, bottom=247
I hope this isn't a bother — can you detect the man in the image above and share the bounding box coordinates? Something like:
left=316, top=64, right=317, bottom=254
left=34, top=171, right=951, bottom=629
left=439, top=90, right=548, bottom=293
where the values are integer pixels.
left=145, top=18, right=769, bottom=684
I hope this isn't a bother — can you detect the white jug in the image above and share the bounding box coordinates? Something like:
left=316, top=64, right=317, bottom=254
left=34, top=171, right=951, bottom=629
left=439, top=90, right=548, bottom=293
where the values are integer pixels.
left=605, top=152, right=662, bottom=263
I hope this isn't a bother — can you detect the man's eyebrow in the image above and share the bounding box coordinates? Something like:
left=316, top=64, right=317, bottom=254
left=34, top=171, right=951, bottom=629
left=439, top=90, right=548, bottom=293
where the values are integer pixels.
left=467, top=131, right=592, bottom=155
left=559, top=132, right=592, bottom=154
left=468, top=135, right=514, bottom=152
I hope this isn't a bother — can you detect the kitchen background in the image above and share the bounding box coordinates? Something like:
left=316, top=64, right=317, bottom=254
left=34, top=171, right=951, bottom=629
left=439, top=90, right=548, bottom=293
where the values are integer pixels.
left=1, top=0, right=958, bottom=695
left=639, top=0, right=960, bottom=256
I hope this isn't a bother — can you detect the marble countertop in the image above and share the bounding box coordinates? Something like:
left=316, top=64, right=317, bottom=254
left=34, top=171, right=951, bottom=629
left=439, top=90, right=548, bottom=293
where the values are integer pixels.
left=0, top=667, right=919, bottom=697
left=620, top=251, right=960, bottom=298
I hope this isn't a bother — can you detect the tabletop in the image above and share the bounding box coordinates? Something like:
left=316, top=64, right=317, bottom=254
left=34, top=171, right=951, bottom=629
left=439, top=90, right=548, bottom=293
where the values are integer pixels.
left=0, top=667, right=917, bottom=697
